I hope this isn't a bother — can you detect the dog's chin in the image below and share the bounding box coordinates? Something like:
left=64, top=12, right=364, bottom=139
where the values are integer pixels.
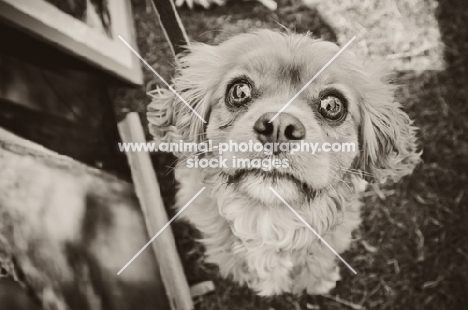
left=225, top=170, right=317, bottom=206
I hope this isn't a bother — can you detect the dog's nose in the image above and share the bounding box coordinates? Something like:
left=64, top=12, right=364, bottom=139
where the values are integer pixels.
left=253, top=112, right=306, bottom=144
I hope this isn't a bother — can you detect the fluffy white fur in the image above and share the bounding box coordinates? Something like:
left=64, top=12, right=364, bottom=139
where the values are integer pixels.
left=147, top=30, right=420, bottom=296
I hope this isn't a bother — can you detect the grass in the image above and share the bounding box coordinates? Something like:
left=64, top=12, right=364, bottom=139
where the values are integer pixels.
left=125, top=0, right=468, bottom=308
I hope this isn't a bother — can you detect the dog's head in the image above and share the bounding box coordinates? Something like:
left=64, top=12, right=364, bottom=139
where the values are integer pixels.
left=148, top=30, right=420, bottom=210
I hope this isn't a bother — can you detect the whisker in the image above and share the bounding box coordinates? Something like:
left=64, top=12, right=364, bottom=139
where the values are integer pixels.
left=328, top=162, right=374, bottom=178
left=328, top=172, right=352, bottom=192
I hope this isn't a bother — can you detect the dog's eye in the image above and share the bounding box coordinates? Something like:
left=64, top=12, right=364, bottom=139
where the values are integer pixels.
left=318, top=95, right=346, bottom=121
left=227, top=82, right=252, bottom=107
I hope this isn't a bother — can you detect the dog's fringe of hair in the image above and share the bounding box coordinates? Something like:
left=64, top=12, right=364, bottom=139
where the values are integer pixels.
left=147, top=88, right=189, bottom=157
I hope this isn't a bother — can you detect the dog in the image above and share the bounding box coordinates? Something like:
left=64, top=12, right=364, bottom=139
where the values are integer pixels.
left=147, top=30, right=420, bottom=296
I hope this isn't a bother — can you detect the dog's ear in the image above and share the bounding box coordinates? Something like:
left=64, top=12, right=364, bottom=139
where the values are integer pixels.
left=354, top=66, right=421, bottom=183
left=147, top=43, right=217, bottom=156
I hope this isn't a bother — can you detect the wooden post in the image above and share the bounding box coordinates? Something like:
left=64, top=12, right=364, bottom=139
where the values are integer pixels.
left=117, top=1, right=195, bottom=308
left=118, top=112, right=193, bottom=310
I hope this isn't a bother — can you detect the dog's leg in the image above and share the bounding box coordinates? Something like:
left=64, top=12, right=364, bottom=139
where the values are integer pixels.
left=174, top=169, right=256, bottom=286
left=244, top=248, right=296, bottom=296
left=306, top=264, right=341, bottom=295
left=303, top=200, right=362, bottom=295
left=289, top=247, right=341, bottom=295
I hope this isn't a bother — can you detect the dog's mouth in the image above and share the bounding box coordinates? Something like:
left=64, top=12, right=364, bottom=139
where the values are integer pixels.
left=225, top=169, right=318, bottom=199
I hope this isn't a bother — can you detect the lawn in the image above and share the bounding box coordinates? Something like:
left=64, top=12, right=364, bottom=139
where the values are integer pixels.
left=124, top=0, right=468, bottom=309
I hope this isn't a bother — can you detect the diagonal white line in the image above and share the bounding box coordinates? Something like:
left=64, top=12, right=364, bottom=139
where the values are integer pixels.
left=269, top=36, right=357, bottom=123
left=117, top=187, right=206, bottom=275
left=268, top=187, right=357, bottom=274
left=118, top=35, right=207, bottom=123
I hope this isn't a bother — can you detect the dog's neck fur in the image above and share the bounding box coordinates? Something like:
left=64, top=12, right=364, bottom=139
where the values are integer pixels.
left=174, top=166, right=366, bottom=295
left=176, top=167, right=366, bottom=252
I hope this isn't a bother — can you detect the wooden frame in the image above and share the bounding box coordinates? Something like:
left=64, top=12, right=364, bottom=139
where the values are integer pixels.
left=0, top=0, right=143, bottom=85
left=118, top=113, right=193, bottom=310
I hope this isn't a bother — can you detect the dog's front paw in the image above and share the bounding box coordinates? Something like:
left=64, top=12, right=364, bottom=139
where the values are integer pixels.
left=307, top=278, right=337, bottom=295
left=306, top=266, right=341, bottom=295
